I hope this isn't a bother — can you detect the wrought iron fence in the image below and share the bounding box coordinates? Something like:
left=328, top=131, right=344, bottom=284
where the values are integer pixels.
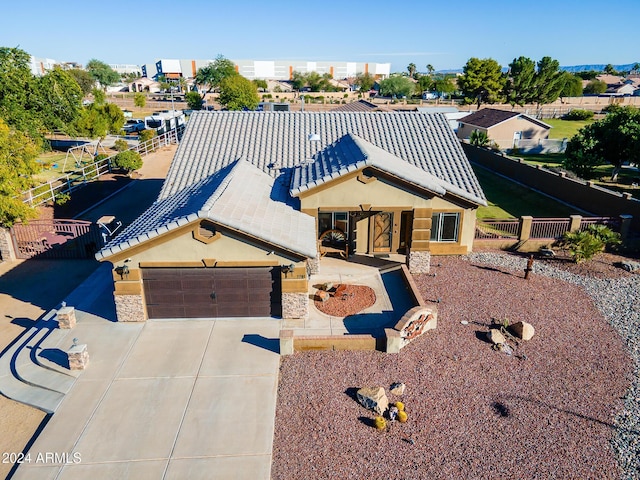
left=529, top=218, right=571, bottom=239
left=475, top=216, right=621, bottom=241
left=475, top=219, right=520, bottom=239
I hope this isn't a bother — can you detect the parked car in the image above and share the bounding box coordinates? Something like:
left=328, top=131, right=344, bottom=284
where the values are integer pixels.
left=123, top=119, right=146, bottom=134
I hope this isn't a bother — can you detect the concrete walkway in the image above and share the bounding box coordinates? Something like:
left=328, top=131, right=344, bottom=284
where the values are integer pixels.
left=12, top=263, right=281, bottom=480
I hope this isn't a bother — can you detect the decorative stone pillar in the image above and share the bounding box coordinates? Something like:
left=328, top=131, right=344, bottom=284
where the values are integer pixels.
left=281, top=292, right=309, bottom=319
left=279, top=329, right=294, bottom=356
left=67, top=343, right=89, bottom=370
left=407, top=250, right=431, bottom=274
left=307, top=256, right=320, bottom=275
left=57, top=306, right=76, bottom=329
left=0, top=228, right=16, bottom=262
left=114, top=294, right=146, bottom=322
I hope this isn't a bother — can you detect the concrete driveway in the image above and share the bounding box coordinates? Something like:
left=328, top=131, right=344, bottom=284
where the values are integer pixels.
left=14, top=314, right=281, bottom=480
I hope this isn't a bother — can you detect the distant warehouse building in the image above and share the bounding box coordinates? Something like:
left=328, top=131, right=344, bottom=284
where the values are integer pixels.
left=142, top=58, right=391, bottom=81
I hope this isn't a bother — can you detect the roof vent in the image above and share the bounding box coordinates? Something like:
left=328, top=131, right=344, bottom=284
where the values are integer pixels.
left=308, top=133, right=321, bottom=142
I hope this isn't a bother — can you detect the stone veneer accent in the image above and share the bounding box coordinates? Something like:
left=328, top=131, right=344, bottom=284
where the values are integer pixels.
left=0, top=228, right=15, bottom=262
left=282, top=292, right=309, bottom=319
left=407, top=250, right=431, bottom=274
left=114, top=294, right=146, bottom=322
left=67, top=344, right=89, bottom=370
left=307, top=257, right=320, bottom=275
left=57, top=306, right=76, bottom=329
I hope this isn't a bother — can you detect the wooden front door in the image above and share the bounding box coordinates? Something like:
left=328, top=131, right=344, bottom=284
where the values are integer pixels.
left=372, top=212, right=393, bottom=253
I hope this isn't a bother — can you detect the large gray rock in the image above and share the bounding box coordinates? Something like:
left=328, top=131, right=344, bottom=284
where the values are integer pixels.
left=487, top=328, right=506, bottom=345
left=357, top=387, right=389, bottom=415
left=511, top=321, right=535, bottom=341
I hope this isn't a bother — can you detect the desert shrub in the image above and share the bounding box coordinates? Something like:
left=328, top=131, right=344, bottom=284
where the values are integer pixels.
left=112, top=150, right=142, bottom=174
left=114, top=139, right=129, bottom=152
left=556, top=224, right=621, bottom=263
left=470, top=130, right=489, bottom=147
left=138, top=129, right=156, bottom=144
left=55, top=192, right=71, bottom=205
left=395, top=401, right=405, bottom=411
left=563, top=109, right=594, bottom=121
left=374, top=416, right=386, bottom=430
left=397, top=410, right=408, bottom=423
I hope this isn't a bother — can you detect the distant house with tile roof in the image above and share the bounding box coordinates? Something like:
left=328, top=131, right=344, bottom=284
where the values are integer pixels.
left=97, top=111, right=486, bottom=322
left=457, top=108, right=551, bottom=150
left=331, top=99, right=388, bottom=112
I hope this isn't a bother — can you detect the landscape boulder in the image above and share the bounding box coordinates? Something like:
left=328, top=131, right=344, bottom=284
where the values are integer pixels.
left=511, top=321, right=535, bottom=341
left=357, top=387, right=389, bottom=415
left=487, top=328, right=506, bottom=345
left=390, top=382, right=406, bottom=396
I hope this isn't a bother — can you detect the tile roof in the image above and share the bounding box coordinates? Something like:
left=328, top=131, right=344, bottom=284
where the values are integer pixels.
left=460, top=108, right=551, bottom=130
left=96, top=159, right=317, bottom=260
left=331, top=100, right=387, bottom=112
left=159, top=111, right=486, bottom=204
left=291, top=133, right=485, bottom=205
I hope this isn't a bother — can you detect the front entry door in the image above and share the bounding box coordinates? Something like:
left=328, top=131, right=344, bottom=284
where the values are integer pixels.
left=372, top=212, right=393, bottom=253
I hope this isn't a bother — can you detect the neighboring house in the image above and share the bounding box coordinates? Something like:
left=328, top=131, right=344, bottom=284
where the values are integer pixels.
left=96, top=111, right=486, bottom=322
left=331, top=99, right=388, bottom=112
left=129, top=77, right=161, bottom=93
left=457, top=108, right=551, bottom=150
left=605, top=82, right=636, bottom=95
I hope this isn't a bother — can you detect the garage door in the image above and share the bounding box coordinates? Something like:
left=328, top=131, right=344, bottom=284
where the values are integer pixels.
left=142, top=267, right=281, bottom=319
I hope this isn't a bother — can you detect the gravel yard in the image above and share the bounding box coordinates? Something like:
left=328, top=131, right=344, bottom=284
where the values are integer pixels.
left=272, top=252, right=637, bottom=479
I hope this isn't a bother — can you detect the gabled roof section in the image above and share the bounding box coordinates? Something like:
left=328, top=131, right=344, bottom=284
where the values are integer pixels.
left=159, top=111, right=485, bottom=204
left=460, top=108, right=551, bottom=130
left=291, top=133, right=486, bottom=205
left=331, top=100, right=388, bottom=112
left=96, top=159, right=317, bottom=260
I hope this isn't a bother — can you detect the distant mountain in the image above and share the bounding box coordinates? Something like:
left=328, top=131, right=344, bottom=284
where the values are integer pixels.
left=560, top=63, right=639, bottom=73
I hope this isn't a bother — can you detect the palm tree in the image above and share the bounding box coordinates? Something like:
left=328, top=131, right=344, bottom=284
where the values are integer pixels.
left=407, top=63, right=417, bottom=78
left=426, top=64, right=435, bottom=76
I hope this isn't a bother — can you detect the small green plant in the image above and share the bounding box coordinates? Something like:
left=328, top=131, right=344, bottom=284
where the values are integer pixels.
left=556, top=224, right=621, bottom=263
left=470, top=130, right=490, bottom=147
left=114, top=139, right=129, bottom=152
left=139, top=129, right=156, bottom=144
left=54, top=192, right=71, bottom=205
left=563, top=109, right=594, bottom=121
left=397, top=410, right=408, bottom=423
left=374, top=416, right=386, bottom=430
left=112, top=150, right=143, bottom=175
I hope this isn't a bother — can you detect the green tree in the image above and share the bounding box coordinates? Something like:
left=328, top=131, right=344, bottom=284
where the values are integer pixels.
left=112, top=150, right=143, bottom=174
left=433, top=77, right=456, bottom=97
left=291, top=71, right=306, bottom=91
left=426, top=64, right=435, bottom=76
left=252, top=79, right=268, bottom=91
left=354, top=72, right=375, bottom=94
left=604, top=63, right=616, bottom=75
left=407, top=63, right=417, bottom=78
left=378, top=76, right=414, bottom=98
left=416, top=75, right=432, bottom=94
left=564, top=106, right=640, bottom=180
left=67, top=68, right=95, bottom=95
left=133, top=92, right=146, bottom=108
left=531, top=56, right=565, bottom=106
left=195, top=55, right=238, bottom=93
left=0, top=119, right=40, bottom=226
left=86, top=59, right=120, bottom=90
left=583, top=79, right=607, bottom=95
left=505, top=56, right=536, bottom=106
left=560, top=73, right=583, bottom=97
left=218, top=75, right=259, bottom=110
left=35, top=68, right=83, bottom=134
left=185, top=91, right=204, bottom=110
left=74, top=103, right=124, bottom=138
left=0, top=47, right=41, bottom=138
left=92, top=88, right=106, bottom=105
left=458, top=57, right=506, bottom=107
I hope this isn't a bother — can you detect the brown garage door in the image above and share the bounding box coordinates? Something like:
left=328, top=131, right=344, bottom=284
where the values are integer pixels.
left=142, top=267, right=281, bottom=319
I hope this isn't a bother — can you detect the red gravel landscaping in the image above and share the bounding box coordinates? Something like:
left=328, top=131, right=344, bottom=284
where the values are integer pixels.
left=272, top=256, right=632, bottom=479
left=313, top=284, right=376, bottom=317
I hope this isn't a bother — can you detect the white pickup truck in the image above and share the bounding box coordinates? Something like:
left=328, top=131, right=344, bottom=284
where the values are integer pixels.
left=123, top=119, right=146, bottom=134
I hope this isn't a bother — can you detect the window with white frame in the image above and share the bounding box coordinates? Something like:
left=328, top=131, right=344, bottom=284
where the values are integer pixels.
left=430, top=212, right=460, bottom=242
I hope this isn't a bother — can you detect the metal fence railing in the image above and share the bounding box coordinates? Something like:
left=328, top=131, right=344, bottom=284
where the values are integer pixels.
left=21, top=128, right=181, bottom=207
left=475, top=216, right=621, bottom=241
left=529, top=218, right=572, bottom=239
left=475, top=219, right=520, bottom=239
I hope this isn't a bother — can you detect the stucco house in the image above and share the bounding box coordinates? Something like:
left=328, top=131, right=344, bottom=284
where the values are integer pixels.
left=457, top=108, right=551, bottom=150
left=96, top=111, right=486, bottom=322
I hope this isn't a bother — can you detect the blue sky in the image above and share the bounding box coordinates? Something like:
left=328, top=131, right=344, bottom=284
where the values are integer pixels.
left=2, top=0, right=638, bottom=73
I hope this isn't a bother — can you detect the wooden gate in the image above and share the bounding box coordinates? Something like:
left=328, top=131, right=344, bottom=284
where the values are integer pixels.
left=10, top=220, right=103, bottom=259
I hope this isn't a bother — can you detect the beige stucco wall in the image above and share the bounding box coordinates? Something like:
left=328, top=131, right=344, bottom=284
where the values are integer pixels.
left=457, top=117, right=550, bottom=150
left=299, top=173, right=433, bottom=211
left=121, top=224, right=297, bottom=266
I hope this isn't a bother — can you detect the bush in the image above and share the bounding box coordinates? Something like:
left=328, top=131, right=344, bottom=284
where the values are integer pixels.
left=114, top=139, right=129, bottom=152
left=394, top=401, right=405, bottom=411
left=397, top=410, right=408, bottom=423
left=556, top=224, right=621, bottom=263
left=54, top=192, right=71, bottom=205
left=139, top=129, right=156, bottom=144
left=112, top=150, right=143, bottom=174
left=374, top=416, right=386, bottom=430
left=563, top=109, right=594, bottom=121
left=470, top=130, right=489, bottom=147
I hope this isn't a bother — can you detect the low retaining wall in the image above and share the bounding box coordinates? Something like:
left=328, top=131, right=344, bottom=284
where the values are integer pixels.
left=279, top=265, right=432, bottom=355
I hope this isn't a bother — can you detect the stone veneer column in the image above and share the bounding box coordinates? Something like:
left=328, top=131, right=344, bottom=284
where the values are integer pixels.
left=281, top=292, right=309, bottom=319
left=407, top=249, right=431, bottom=274
left=114, top=294, right=146, bottom=322
left=307, top=257, right=320, bottom=275
left=0, top=228, right=16, bottom=262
